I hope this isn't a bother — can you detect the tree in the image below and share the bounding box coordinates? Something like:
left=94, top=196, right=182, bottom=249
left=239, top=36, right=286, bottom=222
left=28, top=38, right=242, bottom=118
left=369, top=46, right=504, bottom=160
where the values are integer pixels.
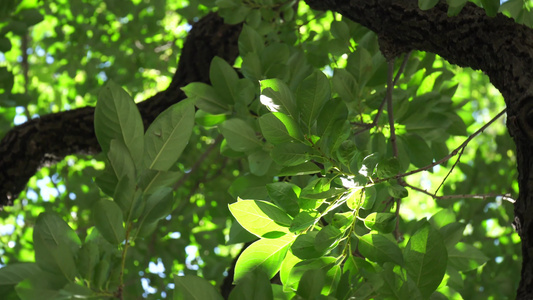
left=0, top=0, right=529, bottom=298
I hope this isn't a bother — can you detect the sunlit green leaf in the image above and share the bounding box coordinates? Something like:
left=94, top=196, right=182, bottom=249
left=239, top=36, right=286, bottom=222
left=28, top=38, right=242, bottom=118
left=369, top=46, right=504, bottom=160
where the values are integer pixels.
left=404, top=221, right=447, bottom=298
left=260, top=79, right=298, bottom=117
left=229, top=199, right=293, bottom=238
left=259, top=112, right=303, bottom=145
left=234, top=234, right=295, bottom=283
left=358, top=233, right=403, bottom=265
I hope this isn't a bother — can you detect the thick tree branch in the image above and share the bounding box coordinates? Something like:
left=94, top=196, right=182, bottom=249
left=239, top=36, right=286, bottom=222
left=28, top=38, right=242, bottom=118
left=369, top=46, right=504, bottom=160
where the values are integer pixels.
left=303, top=0, right=533, bottom=296
left=0, top=13, right=241, bottom=207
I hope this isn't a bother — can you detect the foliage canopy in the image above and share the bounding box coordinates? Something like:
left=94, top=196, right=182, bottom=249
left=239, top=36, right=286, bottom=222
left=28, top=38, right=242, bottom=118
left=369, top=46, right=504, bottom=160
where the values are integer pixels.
left=0, top=0, right=527, bottom=299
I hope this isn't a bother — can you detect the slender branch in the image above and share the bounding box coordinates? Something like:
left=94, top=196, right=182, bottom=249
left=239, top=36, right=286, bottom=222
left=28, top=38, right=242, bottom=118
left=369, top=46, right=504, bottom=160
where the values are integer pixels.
left=386, top=60, right=398, bottom=159
left=433, top=146, right=464, bottom=195
left=403, top=182, right=516, bottom=203
left=354, top=51, right=412, bottom=135
left=173, top=134, right=224, bottom=190
left=374, top=108, right=507, bottom=183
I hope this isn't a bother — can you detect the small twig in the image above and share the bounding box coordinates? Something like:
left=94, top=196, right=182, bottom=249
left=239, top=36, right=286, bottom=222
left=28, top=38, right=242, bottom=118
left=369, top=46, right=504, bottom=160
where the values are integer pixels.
left=383, top=58, right=403, bottom=242
left=21, top=33, right=32, bottom=120
left=403, top=182, right=515, bottom=203
left=374, top=108, right=507, bottom=184
left=173, top=134, right=224, bottom=190
left=355, top=51, right=412, bottom=135
left=433, top=147, right=464, bottom=196
left=386, top=60, right=398, bottom=159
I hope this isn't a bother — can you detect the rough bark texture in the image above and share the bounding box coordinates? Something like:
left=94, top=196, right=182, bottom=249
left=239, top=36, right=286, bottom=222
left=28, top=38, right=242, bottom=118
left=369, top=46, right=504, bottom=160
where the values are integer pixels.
left=302, top=0, right=533, bottom=297
left=0, top=13, right=241, bottom=207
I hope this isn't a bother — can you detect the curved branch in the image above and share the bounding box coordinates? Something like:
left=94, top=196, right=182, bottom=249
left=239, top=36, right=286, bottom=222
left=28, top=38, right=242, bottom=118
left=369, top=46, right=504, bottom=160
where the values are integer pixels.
left=0, top=13, right=242, bottom=207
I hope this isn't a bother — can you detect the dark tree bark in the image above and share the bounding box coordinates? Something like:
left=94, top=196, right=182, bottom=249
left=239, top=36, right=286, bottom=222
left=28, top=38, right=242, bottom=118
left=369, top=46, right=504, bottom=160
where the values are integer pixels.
left=302, top=0, right=533, bottom=297
left=0, top=13, right=241, bottom=207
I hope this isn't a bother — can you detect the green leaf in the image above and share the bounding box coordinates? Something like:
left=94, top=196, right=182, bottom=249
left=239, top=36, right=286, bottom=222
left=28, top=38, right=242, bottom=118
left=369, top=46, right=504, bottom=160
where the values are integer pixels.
left=173, top=275, right=223, bottom=300
left=291, top=232, right=323, bottom=259
left=33, top=212, right=81, bottom=280
left=418, top=0, right=439, bottom=10
left=376, top=157, right=400, bottom=178
left=0, top=263, right=39, bottom=285
left=95, top=164, right=119, bottom=196
left=229, top=199, right=293, bottom=238
left=347, top=48, right=372, bottom=85
left=0, top=37, right=12, bottom=52
left=234, top=235, right=294, bottom=282
left=107, top=139, right=136, bottom=182
left=402, top=134, right=433, bottom=168
left=331, top=212, right=354, bottom=230
left=361, top=186, right=377, bottom=210
left=363, top=213, right=396, bottom=233
left=141, top=188, right=174, bottom=224
left=182, top=82, right=229, bottom=114
left=404, top=221, right=447, bottom=298
left=278, top=162, right=321, bottom=176
left=358, top=233, right=403, bottom=265
left=332, top=69, right=358, bottom=103
left=430, top=208, right=456, bottom=228
left=289, top=211, right=320, bottom=233
left=242, top=52, right=263, bottom=81
left=77, top=241, right=100, bottom=281
left=296, top=269, right=325, bottom=298
left=220, top=119, right=262, bottom=152
left=259, top=112, right=302, bottom=145
left=144, top=99, right=195, bottom=171
left=94, top=80, right=144, bottom=166
left=228, top=220, right=258, bottom=245
left=387, top=182, right=409, bottom=198
left=315, top=225, right=343, bottom=253
left=14, top=270, right=67, bottom=300
left=248, top=150, right=273, bottom=176
left=195, top=110, right=227, bottom=127
left=448, top=242, right=488, bottom=271
left=138, top=169, right=180, bottom=194
left=229, top=269, right=273, bottom=300
left=330, top=20, right=350, bottom=41
left=238, top=24, right=264, bottom=56
left=440, top=222, right=466, bottom=247
left=17, top=9, right=44, bottom=26
left=92, top=200, right=126, bottom=245
left=266, top=182, right=300, bottom=217
left=285, top=257, right=336, bottom=291
left=296, top=71, right=331, bottom=131
left=271, top=143, right=312, bottom=166
left=481, top=0, right=500, bottom=16
left=210, top=56, right=239, bottom=105
left=280, top=250, right=302, bottom=288
left=260, top=79, right=298, bottom=117
left=113, top=175, right=140, bottom=221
